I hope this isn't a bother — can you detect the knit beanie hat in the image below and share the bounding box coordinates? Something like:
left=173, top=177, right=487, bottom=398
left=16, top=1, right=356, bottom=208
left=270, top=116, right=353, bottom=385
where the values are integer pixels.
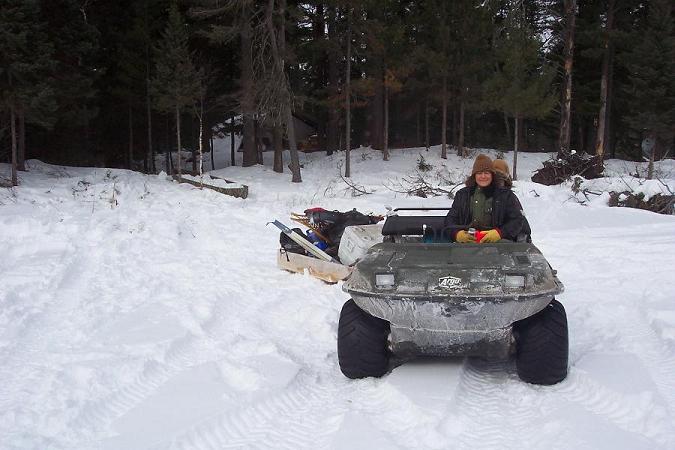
left=472, top=154, right=494, bottom=175
left=493, top=159, right=510, bottom=176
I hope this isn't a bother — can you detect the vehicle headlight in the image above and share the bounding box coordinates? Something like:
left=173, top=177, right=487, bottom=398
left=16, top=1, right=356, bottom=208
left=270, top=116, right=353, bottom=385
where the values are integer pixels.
left=375, top=273, right=395, bottom=288
left=504, top=274, right=526, bottom=288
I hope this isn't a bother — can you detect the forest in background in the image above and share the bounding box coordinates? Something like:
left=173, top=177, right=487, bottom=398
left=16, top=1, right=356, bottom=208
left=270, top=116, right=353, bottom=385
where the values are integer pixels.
left=1, top=0, right=673, bottom=184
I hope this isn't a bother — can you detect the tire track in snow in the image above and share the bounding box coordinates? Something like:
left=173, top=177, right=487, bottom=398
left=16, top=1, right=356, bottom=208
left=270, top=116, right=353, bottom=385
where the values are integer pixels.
left=0, top=240, right=94, bottom=439
left=68, top=293, right=244, bottom=438
left=66, top=255, right=279, bottom=444
left=158, top=273, right=351, bottom=449
left=447, top=359, right=542, bottom=450
left=168, top=371, right=344, bottom=450
left=540, top=225, right=675, bottom=444
left=343, top=377, right=447, bottom=449
left=557, top=370, right=674, bottom=448
left=615, top=303, right=675, bottom=424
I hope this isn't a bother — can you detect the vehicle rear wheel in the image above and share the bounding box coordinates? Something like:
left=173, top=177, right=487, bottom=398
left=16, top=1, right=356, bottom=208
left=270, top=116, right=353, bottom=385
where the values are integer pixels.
left=338, top=299, right=390, bottom=379
left=514, top=299, right=568, bottom=385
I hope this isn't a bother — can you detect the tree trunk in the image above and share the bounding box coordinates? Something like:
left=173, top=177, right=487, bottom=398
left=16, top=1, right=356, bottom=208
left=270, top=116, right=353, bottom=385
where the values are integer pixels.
left=558, top=0, right=577, bottom=158
left=513, top=113, right=519, bottom=181
left=594, top=0, right=614, bottom=159
left=607, top=43, right=615, bottom=159
left=344, top=8, right=352, bottom=178
left=198, top=98, right=204, bottom=178
left=128, top=103, right=134, bottom=169
left=383, top=68, right=389, bottom=161
left=416, top=101, right=421, bottom=147
left=254, top=118, right=262, bottom=164
left=503, top=112, right=511, bottom=148
left=273, top=124, right=283, bottom=173
left=285, top=107, right=301, bottom=182
left=314, top=2, right=327, bottom=153
left=370, top=64, right=384, bottom=150
left=230, top=112, right=236, bottom=166
left=326, top=5, right=339, bottom=156
left=10, top=104, right=18, bottom=186
left=210, top=136, right=215, bottom=170
left=425, top=98, right=429, bottom=151
left=146, top=69, right=154, bottom=173
left=191, top=118, right=197, bottom=174
left=458, top=101, right=466, bottom=157
left=441, top=75, right=448, bottom=159
left=241, top=3, right=257, bottom=167
left=165, top=114, right=171, bottom=174
left=175, top=105, right=182, bottom=179
left=17, top=107, right=25, bottom=171
left=83, top=105, right=90, bottom=155
left=450, top=104, right=462, bottom=147
left=275, top=0, right=301, bottom=182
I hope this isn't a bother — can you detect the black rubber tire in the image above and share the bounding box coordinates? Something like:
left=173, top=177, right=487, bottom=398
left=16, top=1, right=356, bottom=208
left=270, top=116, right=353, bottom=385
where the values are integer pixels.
left=514, top=299, right=569, bottom=385
left=337, top=299, right=390, bottom=379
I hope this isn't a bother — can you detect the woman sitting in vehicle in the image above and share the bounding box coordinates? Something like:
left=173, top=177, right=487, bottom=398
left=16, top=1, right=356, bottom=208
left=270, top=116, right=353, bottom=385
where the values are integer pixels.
left=445, top=154, right=527, bottom=243
left=493, top=158, right=532, bottom=242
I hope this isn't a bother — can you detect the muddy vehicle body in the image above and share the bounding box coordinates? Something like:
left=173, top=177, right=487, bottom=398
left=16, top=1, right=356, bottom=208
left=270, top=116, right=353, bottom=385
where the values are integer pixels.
left=337, top=211, right=568, bottom=385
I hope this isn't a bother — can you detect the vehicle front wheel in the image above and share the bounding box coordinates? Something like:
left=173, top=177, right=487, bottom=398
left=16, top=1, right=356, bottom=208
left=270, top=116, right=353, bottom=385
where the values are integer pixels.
left=337, top=299, right=390, bottom=379
left=514, top=299, right=569, bottom=385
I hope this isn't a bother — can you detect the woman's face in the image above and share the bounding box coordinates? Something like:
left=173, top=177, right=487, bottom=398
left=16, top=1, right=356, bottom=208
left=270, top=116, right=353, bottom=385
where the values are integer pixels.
left=475, top=171, right=493, bottom=187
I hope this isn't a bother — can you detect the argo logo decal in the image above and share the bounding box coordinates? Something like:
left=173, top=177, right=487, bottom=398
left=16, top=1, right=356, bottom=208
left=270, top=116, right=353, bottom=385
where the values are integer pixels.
left=438, top=275, right=462, bottom=289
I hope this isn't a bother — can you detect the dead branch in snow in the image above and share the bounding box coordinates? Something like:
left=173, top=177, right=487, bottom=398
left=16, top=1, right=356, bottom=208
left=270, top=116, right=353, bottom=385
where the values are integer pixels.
left=337, top=161, right=373, bottom=196
left=384, top=171, right=462, bottom=198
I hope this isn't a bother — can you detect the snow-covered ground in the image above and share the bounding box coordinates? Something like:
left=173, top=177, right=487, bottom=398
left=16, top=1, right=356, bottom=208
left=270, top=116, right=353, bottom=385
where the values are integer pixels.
left=1, top=146, right=674, bottom=449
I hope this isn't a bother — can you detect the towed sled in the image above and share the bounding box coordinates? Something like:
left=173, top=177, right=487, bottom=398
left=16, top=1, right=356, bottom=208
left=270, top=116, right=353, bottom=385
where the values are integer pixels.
left=273, top=208, right=383, bottom=283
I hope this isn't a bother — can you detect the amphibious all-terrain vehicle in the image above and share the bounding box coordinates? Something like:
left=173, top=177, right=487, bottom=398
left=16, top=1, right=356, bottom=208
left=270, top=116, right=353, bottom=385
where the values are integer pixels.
left=337, top=210, right=568, bottom=385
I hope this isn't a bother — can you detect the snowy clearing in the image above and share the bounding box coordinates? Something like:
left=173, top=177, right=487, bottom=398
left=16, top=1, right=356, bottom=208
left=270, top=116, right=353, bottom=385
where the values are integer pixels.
left=1, top=148, right=675, bottom=449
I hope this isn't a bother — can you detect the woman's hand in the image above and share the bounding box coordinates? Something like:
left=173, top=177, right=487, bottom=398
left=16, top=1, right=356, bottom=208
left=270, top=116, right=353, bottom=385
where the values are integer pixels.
left=479, top=229, right=501, bottom=243
left=455, top=230, right=476, bottom=243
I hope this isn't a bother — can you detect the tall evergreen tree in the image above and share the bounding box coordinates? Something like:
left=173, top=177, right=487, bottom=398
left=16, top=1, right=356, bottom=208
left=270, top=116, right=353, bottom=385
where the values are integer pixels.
left=114, top=12, right=147, bottom=170
left=112, top=0, right=164, bottom=172
left=0, top=0, right=57, bottom=185
left=558, top=0, right=578, bottom=157
left=484, top=2, right=557, bottom=180
left=621, top=0, right=675, bottom=178
left=42, top=0, right=99, bottom=160
left=413, top=0, right=454, bottom=159
left=151, top=1, right=201, bottom=180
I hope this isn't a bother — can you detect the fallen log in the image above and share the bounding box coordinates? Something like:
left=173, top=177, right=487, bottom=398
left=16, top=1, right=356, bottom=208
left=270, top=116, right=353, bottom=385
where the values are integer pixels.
left=173, top=175, right=248, bottom=199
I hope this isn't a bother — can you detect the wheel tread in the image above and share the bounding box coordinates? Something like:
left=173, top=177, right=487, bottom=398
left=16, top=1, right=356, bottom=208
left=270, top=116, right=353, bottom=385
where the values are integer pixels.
left=514, top=299, right=569, bottom=385
left=337, top=300, right=390, bottom=379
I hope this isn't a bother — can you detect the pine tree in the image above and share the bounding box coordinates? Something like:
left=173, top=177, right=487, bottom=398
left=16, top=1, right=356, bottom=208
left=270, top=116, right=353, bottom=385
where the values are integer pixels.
left=0, top=0, right=57, bottom=185
left=484, top=3, right=557, bottom=180
left=112, top=0, right=164, bottom=172
left=42, top=0, right=99, bottom=158
left=413, top=0, right=455, bottom=158
left=622, top=0, right=675, bottom=178
left=114, top=13, right=147, bottom=170
left=151, top=1, right=201, bottom=180
left=364, top=0, right=409, bottom=161
left=558, top=0, right=578, bottom=158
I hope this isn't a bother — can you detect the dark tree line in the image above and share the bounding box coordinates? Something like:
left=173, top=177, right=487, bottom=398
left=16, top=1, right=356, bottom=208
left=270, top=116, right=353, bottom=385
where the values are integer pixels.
left=1, top=0, right=673, bottom=185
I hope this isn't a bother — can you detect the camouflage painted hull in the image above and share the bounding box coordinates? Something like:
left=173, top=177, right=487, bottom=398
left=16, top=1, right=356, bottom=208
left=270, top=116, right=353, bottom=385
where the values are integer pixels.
left=343, top=242, right=564, bottom=358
